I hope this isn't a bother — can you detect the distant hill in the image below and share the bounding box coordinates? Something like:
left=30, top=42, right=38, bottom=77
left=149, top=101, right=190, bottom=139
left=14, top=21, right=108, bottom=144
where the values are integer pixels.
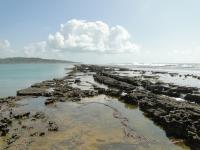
left=0, top=57, right=76, bottom=64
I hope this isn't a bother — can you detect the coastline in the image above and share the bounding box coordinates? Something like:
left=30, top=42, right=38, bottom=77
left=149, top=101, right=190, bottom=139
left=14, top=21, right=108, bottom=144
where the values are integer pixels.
left=0, top=63, right=72, bottom=98
left=0, top=64, right=199, bottom=149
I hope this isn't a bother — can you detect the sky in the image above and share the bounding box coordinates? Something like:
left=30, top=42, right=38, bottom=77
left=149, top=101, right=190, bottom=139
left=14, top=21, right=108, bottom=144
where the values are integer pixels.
left=0, top=0, right=200, bottom=64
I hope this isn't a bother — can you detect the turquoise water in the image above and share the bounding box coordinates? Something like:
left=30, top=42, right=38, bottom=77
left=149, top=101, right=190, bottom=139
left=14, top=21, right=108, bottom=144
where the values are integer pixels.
left=0, top=63, right=73, bottom=98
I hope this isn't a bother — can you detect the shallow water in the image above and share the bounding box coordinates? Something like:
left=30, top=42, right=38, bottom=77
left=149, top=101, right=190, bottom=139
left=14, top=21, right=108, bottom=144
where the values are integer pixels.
left=114, top=65, right=200, bottom=88
left=115, top=63, right=200, bottom=87
left=6, top=95, right=189, bottom=150
left=0, top=65, right=193, bottom=150
left=0, top=63, right=73, bottom=97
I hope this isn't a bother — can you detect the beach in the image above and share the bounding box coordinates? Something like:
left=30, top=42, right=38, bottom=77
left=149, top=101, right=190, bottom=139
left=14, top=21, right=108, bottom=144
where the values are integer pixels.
left=0, top=64, right=200, bottom=150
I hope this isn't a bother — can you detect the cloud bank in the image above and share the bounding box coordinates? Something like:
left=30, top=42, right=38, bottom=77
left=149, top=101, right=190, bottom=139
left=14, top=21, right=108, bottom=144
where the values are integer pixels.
left=47, top=19, right=139, bottom=53
left=23, top=19, right=139, bottom=57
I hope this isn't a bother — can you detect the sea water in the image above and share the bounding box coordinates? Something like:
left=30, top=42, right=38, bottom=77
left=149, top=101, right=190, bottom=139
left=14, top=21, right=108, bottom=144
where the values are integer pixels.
left=118, top=63, right=200, bottom=88
left=0, top=63, right=73, bottom=98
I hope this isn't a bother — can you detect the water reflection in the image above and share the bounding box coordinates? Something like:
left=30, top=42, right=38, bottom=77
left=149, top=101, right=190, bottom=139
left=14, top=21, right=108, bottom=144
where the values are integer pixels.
left=11, top=95, right=190, bottom=150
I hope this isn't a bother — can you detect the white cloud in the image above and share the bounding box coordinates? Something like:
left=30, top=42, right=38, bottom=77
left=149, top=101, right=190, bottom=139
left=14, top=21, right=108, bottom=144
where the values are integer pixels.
left=0, top=40, right=10, bottom=49
left=0, top=19, right=140, bottom=61
left=46, top=19, right=139, bottom=53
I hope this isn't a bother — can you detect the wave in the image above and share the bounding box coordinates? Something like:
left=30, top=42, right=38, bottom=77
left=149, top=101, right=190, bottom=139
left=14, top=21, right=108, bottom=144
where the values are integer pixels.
left=116, top=63, right=200, bottom=70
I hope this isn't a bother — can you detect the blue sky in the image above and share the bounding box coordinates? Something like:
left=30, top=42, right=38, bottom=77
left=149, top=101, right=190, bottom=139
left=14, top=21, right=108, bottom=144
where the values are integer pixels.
left=0, top=0, right=200, bottom=63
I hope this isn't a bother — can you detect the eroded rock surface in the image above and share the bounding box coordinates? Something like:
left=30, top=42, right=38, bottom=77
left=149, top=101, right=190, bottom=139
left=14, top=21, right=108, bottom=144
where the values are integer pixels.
left=1, top=64, right=200, bottom=150
left=77, top=64, right=200, bottom=150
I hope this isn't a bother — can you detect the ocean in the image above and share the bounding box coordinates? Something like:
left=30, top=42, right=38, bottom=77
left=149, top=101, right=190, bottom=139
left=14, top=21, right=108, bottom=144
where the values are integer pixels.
left=117, top=63, right=200, bottom=88
left=1, top=63, right=200, bottom=98
left=0, top=63, right=73, bottom=98
left=117, top=63, right=200, bottom=73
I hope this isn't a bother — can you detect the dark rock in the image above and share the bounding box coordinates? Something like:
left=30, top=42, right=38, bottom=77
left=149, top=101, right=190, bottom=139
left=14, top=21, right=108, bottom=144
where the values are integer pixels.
left=48, top=121, right=58, bottom=131
left=152, top=71, right=168, bottom=75
left=165, top=89, right=180, bottom=97
left=169, top=73, right=179, bottom=77
left=176, top=86, right=198, bottom=94
left=146, top=85, right=169, bottom=95
left=120, top=94, right=138, bottom=105
left=45, top=98, right=55, bottom=105
left=74, top=64, right=200, bottom=150
left=33, top=112, right=46, bottom=119
left=0, top=122, right=9, bottom=136
left=82, top=90, right=98, bottom=97
left=71, top=97, right=81, bottom=102
left=39, top=132, right=45, bottom=136
left=14, top=112, right=30, bottom=119
left=185, top=94, right=200, bottom=104
left=52, top=91, right=64, bottom=97
left=1, top=117, right=12, bottom=125
left=7, top=133, right=20, bottom=145
left=94, top=87, right=106, bottom=94
left=105, top=89, right=121, bottom=97
left=74, top=78, right=81, bottom=84
left=59, top=97, right=66, bottom=102
left=139, top=95, right=200, bottom=149
left=118, top=68, right=130, bottom=71
left=17, top=87, right=46, bottom=96
left=43, top=92, right=53, bottom=97
left=21, top=125, right=27, bottom=129
left=30, top=132, right=38, bottom=137
left=93, top=74, right=136, bottom=91
left=64, top=89, right=82, bottom=98
left=94, top=71, right=200, bottom=102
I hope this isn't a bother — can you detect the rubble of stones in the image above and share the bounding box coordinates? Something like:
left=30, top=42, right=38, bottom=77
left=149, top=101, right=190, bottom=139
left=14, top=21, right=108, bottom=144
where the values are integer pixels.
left=76, top=64, right=200, bottom=150
left=16, top=69, right=98, bottom=105
left=0, top=109, right=48, bottom=148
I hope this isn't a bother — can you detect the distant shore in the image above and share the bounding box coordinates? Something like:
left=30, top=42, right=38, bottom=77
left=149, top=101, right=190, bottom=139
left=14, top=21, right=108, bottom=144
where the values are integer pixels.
left=0, top=57, right=77, bottom=64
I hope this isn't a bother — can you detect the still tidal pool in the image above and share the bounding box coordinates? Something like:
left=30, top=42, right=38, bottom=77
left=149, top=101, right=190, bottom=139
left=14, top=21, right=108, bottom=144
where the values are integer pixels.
left=2, top=95, right=189, bottom=150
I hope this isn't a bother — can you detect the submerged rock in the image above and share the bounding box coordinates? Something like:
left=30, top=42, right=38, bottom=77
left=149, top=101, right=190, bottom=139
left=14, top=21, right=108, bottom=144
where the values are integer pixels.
left=14, top=112, right=30, bottom=119
left=48, top=121, right=58, bottom=131
left=39, top=132, right=45, bottom=136
left=1, top=117, right=12, bottom=125
left=0, top=122, right=9, bottom=136
left=7, top=133, right=20, bottom=145
left=17, top=87, right=46, bottom=96
left=45, top=98, right=55, bottom=105
left=33, top=112, right=46, bottom=119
